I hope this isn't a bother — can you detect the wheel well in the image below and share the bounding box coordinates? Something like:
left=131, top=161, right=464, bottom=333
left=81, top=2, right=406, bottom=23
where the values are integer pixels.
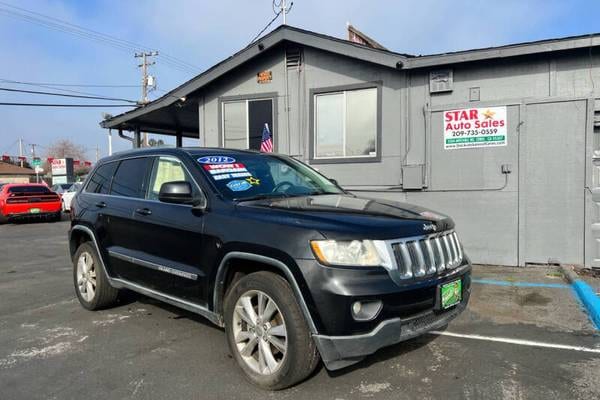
left=217, top=258, right=286, bottom=314
left=69, top=229, right=92, bottom=259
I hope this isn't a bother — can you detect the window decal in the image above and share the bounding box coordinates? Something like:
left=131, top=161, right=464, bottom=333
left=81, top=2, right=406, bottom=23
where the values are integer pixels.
left=226, top=180, right=253, bottom=192
left=197, top=156, right=236, bottom=164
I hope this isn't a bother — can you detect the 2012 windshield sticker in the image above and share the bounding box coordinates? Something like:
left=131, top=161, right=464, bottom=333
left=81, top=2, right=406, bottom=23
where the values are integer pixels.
left=443, top=107, right=507, bottom=150
left=226, top=179, right=253, bottom=191
left=197, top=155, right=236, bottom=164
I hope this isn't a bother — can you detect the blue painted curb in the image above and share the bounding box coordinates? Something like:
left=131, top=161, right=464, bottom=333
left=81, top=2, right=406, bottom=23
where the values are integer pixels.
left=472, top=278, right=569, bottom=289
left=572, top=280, right=600, bottom=330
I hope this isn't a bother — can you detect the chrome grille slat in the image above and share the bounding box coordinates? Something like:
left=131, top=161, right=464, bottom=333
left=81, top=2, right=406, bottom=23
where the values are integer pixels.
left=442, top=235, right=453, bottom=269
left=410, top=241, right=426, bottom=277
left=395, top=242, right=413, bottom=279
left=450, top=234, right=459, bottom=266
left=390, top=230, right=463, bottom=279
left=434, top=237, right=446, bottom=272
left=424, top=240, right=437, bottom=275
left=454, top=232, right=463, bottom=261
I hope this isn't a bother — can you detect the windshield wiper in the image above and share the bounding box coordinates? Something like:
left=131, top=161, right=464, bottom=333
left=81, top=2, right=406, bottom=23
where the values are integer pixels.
left=234, top=193, right=290, bottom=202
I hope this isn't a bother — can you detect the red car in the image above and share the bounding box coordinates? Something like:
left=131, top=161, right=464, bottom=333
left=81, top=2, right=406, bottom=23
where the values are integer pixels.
left=0, top=183, right=62, bottom=223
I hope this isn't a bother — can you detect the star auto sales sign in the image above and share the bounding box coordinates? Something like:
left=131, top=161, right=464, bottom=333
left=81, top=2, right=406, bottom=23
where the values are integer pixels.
left=443, top=106, right=507, bottom=150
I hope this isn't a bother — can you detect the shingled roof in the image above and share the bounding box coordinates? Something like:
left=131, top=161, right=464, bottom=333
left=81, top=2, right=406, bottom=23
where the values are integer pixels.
left=0, top=162, right=35, bottom=176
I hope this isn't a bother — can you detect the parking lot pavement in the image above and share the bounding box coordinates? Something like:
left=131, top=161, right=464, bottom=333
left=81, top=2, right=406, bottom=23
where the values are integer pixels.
left=1, top=220, right=599, bottom=400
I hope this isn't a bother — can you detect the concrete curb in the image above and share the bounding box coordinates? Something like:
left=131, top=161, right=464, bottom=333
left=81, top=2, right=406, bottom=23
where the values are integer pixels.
left=560, top=265, right=600, bottom=330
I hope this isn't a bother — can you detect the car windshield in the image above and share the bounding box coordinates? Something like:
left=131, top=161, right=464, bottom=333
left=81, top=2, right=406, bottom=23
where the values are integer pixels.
left=194, top=153, right=344, bottom=201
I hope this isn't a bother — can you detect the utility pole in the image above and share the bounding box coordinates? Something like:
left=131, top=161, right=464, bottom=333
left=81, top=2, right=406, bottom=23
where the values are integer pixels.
left=135, top=51, right=158, bottom=147
left=18, top=138, right=24, bottom=167
left=108, top=129, right=113, bottom=156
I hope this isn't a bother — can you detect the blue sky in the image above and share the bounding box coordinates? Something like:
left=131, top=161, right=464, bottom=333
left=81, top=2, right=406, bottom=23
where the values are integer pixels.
left=1, top=0, right=599, bottom=160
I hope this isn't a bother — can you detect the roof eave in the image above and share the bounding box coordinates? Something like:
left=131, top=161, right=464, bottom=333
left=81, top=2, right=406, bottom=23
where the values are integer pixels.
left=100, top=25, right=408, bottom=130
left=406, top=34, right=600, bottom=69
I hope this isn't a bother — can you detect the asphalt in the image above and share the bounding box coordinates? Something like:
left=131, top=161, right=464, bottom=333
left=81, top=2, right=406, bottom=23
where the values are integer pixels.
left=1, top=219, right=599, bottom=400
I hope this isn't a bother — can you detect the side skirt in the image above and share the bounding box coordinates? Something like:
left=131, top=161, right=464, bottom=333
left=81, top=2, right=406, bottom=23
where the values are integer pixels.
left=109, top=277, right=223, bottom=327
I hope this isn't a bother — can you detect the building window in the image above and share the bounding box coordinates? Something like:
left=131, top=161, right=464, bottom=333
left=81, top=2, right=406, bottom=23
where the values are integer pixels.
left=222, top=98, right=274, bottom=151
left=313, top=86, right=378, bottom=160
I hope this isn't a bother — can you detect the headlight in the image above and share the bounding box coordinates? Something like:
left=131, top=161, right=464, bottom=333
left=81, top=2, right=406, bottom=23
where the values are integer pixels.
left=310, top=240, right=392, bottom=267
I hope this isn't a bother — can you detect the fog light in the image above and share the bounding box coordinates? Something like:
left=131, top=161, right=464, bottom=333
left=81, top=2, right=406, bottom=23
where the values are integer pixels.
left=351, top=300, right=382, bottom=321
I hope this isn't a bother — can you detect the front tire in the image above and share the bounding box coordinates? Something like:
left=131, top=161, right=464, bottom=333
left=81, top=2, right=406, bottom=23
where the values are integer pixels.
left=73, top=242, right=119, bottom=310
left=224, top=271, right=320, bottom=390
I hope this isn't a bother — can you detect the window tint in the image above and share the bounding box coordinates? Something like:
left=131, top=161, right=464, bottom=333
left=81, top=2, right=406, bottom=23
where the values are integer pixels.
left=86, top=162, right=117, bottom=194
left=147, top=157, right=198, bottom=200
left=9, top=186, right=51, bottom=194
left=314, top=87, right=377, bottom=159
left=110, top=158, right=152, bottom=198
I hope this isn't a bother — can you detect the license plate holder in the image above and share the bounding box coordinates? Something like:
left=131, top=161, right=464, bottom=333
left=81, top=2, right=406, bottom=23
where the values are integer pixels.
left=440, top=279, right=462, bottom=309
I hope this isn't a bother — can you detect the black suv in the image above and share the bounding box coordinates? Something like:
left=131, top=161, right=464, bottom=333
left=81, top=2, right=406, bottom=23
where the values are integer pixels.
left=69, top=148, right=471, bottom=389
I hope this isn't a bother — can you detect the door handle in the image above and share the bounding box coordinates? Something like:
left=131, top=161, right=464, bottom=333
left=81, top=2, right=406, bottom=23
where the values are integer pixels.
left=135, top=208, right=152, bottom=216
left=95, top=201, right=107, bottom=208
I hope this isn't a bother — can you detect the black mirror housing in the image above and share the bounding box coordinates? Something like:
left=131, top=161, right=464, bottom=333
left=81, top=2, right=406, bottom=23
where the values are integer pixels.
left=158, top=181, right=194, bottom=204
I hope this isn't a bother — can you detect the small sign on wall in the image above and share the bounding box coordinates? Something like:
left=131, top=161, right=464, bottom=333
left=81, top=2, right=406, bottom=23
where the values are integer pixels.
left=443, top=106, right=507, bottom=150
left=257, top=70, right=272, bottom=84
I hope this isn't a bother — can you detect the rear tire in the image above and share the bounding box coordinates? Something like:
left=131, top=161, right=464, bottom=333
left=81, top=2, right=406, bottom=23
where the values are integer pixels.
left=73, top=242, right=119, bottom=310
left=224, top=271, right=320, bottom=390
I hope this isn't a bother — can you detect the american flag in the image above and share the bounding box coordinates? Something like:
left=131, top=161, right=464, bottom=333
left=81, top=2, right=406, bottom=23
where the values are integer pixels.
left=260, top=123, right=273, bottom=153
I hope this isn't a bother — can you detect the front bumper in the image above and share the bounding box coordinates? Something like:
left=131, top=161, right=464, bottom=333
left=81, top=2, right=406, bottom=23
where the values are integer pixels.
left=313, top=288, right=470, bottom=370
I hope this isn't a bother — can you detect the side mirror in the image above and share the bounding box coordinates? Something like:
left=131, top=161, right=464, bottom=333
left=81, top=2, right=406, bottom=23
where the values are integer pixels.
left=158, top=181, right=194, bottom=204
left=329, top=178, right=339, bottom=186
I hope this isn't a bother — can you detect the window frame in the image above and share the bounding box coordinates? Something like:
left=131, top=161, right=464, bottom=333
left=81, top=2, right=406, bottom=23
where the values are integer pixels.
left=309, top=81, right=382, bottom=164
left=145, top=155, right=207, bottom=208
left=218, top=92, right=278, bottom=151
left=84, top=155, right=208, bottom=208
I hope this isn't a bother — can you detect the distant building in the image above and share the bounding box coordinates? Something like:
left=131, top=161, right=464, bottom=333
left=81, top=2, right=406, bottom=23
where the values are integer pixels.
left=101, top=25, right=600, bottom=268
left=0, top=162, right=35, bottom=183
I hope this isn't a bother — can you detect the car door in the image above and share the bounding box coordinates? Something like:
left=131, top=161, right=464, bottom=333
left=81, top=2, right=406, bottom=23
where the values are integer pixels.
left=103, top=156, right=154, bottom=283
left=125, top=155, right=208, bottom=305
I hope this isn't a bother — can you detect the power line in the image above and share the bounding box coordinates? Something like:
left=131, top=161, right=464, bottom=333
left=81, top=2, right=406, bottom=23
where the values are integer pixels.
left=0, top=2, right=200, bottom=73
left=249, top=10, right=282, bottom=45
left=0, top=102, right=136, bottom=107
left=0, top=1, right=201, bottom=74
left=0, top=78, right=138, bottom=99
left=0, top=87, right=138, bottom=103
left=0, top=80, right=140, bottom=88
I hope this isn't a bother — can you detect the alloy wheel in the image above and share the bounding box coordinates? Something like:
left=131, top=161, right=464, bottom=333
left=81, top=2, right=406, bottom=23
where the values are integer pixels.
left=232, top=290, right=287, bottom=375
left=76, top=251, right=96, bottom=302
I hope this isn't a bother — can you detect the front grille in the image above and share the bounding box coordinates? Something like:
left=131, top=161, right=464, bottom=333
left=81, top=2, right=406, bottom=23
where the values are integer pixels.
left=390, top=231, right=463, bottom=280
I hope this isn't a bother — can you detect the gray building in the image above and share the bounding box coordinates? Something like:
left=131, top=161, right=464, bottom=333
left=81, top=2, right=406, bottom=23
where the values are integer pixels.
left=102, top=25, right=600, bottom=269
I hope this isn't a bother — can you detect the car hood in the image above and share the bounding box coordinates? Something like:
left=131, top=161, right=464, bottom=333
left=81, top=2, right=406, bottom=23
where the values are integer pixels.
left=237, top=194, right=454, bottom=240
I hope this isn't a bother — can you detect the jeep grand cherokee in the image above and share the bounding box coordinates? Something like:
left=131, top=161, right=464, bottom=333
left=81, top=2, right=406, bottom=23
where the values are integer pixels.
left=68, top=148, right=471, bottom=389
